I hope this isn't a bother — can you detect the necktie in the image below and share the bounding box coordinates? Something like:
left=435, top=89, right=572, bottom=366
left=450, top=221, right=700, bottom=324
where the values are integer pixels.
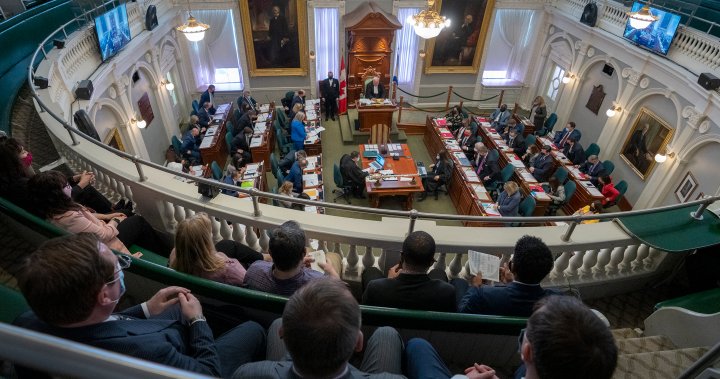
left=476, top=155, right=486, bottom=175
left=559, top=131, right=570, bottom=148
left=209, top=92, right=213, bottom=106
left=590, top=163, right=597, bottom=175
left=509, top=137, right=514, bottom=147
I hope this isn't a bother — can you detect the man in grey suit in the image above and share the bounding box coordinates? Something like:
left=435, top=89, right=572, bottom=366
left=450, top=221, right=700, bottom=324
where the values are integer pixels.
left=279, top=149, right=307, bottom=175
left=489, top=103, right=511, bottom=130
left=14, top=233, right=266, bottom=378
left=234, top=278, right=405, bottom=379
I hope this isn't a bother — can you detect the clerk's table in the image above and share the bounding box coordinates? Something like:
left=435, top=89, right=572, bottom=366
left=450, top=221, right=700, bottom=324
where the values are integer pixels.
left=359, top=144, right=424, bottom=210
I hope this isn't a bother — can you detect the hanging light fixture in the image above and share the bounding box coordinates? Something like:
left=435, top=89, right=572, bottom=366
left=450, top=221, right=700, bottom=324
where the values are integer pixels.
left=627, top=2, right=659, bottom=30
left=177, top=2, right=210, bottom=43
left=407, top=0, right=451, bottom=39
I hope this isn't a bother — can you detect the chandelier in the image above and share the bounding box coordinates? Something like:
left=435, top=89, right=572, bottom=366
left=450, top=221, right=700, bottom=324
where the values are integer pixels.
left=407, top=0, right=451, bottom=39
left=627, top=2, right=659, bottom=30
left=177, top=12, right=210, bottom=42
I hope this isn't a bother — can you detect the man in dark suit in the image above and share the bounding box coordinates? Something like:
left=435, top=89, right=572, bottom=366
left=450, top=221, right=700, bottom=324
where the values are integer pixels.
left=267, top=5, right=290, bottom=66
left=504, top=128, right=527, bottom=157
left=340, top=151, right=372, bottom=198
left=285, top=158, right=307, bottom=193
left=234, top=110, right=256, bottom=138
left=237, top=90, right=257, bottom=113
left=456, top=235, right=559, bottom=317
left=530, top=145, right=553, bottom=182
left=579, top=154, right=607, bottom=186
left=459, top=128, right=476, bottom=160
left=197, top=101, right=212, bottom=128
left=446, top=14, right=474, bottom=62
left=279, top=149, right=306, bottom=175
left=234, top=279, right=405, bottom=379
left=361, top=231, right=456, bottom=312
left=625, top=123, right=652, bottom=172
left=489, top=103, right=511, bottom=130
left=181, top=126, right=202, bottom=164
left=553, top=121, right=582, bottom=148
left=321, top=71, right=340, bottom=121
left=563, top=137, right=586, bottom=165
left=231, top=126, right=254, bottom=163
left=14, top=233, right=266, bottom=378
left=474, top=143, right=501, bottom=185
left=291, top=89, right=305, bottom=110
left=364, top=76, right=385, bottom=99
left=199, top=85, right=216, bottom=115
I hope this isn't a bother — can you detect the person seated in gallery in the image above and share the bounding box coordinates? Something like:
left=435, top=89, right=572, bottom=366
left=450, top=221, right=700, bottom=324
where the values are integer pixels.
left=504, top=128, right=527, bottom=157
left=445, top=105, right=464, bottom=133
left=243, top=221, right=341, bottom=296
left=473, top=143, right=500, bottom=186
left=459, top=128, right=476, bottom=160
left=562, top=137, right=585, bottom=165
left=364, top=76, right=385, bottom=99
left=456, top=235, right=559, bottom=317
left=490, top=103, right=511, bottom=130
left=419, top=151, right=452, bottom=201
left=530, top=145, right=553, bottom=182
left=361, top=231, right=456, bottom=312
left=578, top=154, right=607, bottom=186
left=553, top=121, right=582, bottom=148
left=340, top=151, right=373, bottom=199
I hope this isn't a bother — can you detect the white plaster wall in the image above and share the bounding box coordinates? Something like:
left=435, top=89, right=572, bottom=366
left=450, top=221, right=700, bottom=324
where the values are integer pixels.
left=661, top=138, right=720, bottom=205
left=568, top=61, right=620, bottom=151
left=130, top=70, right=171, bottom=164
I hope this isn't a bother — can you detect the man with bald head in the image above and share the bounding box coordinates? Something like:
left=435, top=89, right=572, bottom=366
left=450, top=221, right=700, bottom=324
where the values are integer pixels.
left=365, top=76, right=385, bottom=99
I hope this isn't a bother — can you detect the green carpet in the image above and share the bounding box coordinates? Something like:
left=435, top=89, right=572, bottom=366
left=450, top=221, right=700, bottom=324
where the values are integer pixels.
left=616, top=205, right=720, bottom=252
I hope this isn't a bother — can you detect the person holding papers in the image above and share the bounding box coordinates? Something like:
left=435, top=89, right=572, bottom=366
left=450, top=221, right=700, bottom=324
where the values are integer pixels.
left=285, top=159, right=307, bottom=194
left=290, top=111, right=306, bottom=151
left=364, top=76, right=384, bottom=99
left=419, top=151, right=452, bottom=201
left=490, top=104, right=511, bottom=130
left=340, top=151, right=372, bottom=199
left=496, top=181, right=521, bottom=217
left=231, top=126, right=254, bottom=164
left=457, top=235, right=558, bottom=317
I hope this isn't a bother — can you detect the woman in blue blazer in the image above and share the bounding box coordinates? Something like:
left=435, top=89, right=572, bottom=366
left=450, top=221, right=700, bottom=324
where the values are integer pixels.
left=497, top=181, right=521, bottom=217
left=290, top=111, right=306, bottom=151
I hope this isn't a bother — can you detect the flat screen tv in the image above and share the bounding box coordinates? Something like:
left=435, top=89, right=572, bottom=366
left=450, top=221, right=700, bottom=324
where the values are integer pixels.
left=622, top=2, right=681, bottom=56
left=94, top=3, right=132, bottom=62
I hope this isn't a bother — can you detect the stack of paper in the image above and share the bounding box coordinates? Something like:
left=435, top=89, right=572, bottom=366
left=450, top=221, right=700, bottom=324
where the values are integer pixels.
left=256, top=113, right=269, bottom=122
left=303, top=174, right=320, bottom=187
left=435, top=118, right=447, bottom=126
left=568, top=166, right=586, bottom=179
left=254, top=122, right=267, bottom=131
left=308, top=250, right=326, bottom=273
left=471, top=184, right=491, bottom=201
left=468, top=250, right=501, bottom=282
left=400, top=177, right=413, bottom=182
left=482, top=202, right=501, bottom=216
left=212, top=114, right=224, bottom=121
left=518, top=169, right=538, bottom=183
left=453, top=152, right=471, bottom=167
left=532, top=191, right=551, bottom=201
left=205, top=126, right=218, bottom=137
left=553, top=152, right=571, bottom=164
left=217, top=104, right=231, bottom=113
left=259, top=104, right=270, bottom=113
left=250, top=136, right=263, bottom=148
left=508, top=154, right=525, bottom=168
left=303, top=188, right=319, bottom=200
left=305, top=110, right=317, bottom=121
left=199, top=136, right=213, bottom=149
left=305, top=135, right=319, bottom=144
left=476, top=117, right=489, bottom=123
left=488, top=131, right=502, bottom=140
left=306, top=99, right=320, bottom=107
left=439, top=128, right=453, bottom=139
left=462, top=167, right=481, bottom=182
left=379, top=170, right=394, bottom=175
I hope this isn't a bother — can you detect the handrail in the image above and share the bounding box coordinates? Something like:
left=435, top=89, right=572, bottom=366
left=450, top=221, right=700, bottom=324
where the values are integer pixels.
left=677, top=341, right=720, bottom=379
left=26, top=2, right=720, bottom=232
left=0, top=323, right=213, bottom=379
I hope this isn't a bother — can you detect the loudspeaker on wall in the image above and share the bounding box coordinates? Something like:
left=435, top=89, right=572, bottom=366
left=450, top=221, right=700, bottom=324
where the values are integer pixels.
left=75, top=80, right=94, bottom=100
left=698, top=73, right=720, bottom=91
left=73, top=109, right=100, bottom=141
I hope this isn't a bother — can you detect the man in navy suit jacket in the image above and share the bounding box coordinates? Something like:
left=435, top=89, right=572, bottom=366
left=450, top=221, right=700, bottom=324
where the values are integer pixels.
left=530, top=145, right=554, bottom=182
left=285, top=158, right=307, bottom=193
left=14, top=233, right=265, bottom=378
left=199, top=85, right=216, bottom=115
left=553, top=121, right=582, bottom=148
left=456, top=235, right=559, bottom=317
left=579, top=155, right=607, bottom=185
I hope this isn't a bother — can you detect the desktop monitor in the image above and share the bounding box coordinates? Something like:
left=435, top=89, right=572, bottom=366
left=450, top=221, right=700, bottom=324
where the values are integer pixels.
left=622, top=2, right=681, bottom=56
left=95, top=3, right=132, bottom=62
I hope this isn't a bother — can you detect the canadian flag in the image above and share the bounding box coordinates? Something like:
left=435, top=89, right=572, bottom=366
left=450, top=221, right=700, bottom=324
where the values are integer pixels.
left=338, top=56, right=347, bottom=115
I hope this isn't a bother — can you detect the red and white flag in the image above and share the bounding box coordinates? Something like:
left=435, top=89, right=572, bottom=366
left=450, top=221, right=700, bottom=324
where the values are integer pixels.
left=338, top=56, right=347, bottom=115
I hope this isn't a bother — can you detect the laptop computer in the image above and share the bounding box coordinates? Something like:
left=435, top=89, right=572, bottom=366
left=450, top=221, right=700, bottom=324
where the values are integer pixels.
left=369, top=155, right=385, bottom=171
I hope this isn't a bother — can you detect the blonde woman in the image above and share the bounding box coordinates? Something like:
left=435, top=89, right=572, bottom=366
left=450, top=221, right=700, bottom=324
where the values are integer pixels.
left=530, top=96, right=547, bottom=133
left=288, top=102, right=303, bottom=122
left=278, top=181, right=295, bottom=208
left=169, top=213, right=263, bottom=285
left=497, top=181, right=521, bottom=217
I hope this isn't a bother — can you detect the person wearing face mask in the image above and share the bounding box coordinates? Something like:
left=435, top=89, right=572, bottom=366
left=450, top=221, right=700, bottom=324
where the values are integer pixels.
left=419, top=151, right=452, bottom=201
left=14, top=233, right=267, bottom=378
left=27, top=170, right=173, bottom=257
left=321, top=71, right=339, bottom=121
left=490, top=103, right=511, bottom=130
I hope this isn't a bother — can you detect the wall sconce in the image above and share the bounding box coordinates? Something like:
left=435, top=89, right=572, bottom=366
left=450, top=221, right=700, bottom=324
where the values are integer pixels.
left=161, top=79, right=175, bottom=91
left=419, top=49, right=426, bottom=58
left=654, top=151, right=675, bottom=163
left=309, top=51, right=315, bottom=60
left=130, top=116, right=147, bottom=129
left=562, top=73, right=576, bottom=84
left=605, top=104, right=621, bottom=117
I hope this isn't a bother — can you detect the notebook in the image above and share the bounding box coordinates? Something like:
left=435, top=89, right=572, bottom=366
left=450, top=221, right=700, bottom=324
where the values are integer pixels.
left=369, top=155, right=385, bottom=171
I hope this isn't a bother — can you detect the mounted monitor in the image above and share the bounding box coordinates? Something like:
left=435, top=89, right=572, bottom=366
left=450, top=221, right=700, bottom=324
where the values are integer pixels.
left=622, top=2, right=681, bottom=56
left=94, top=3, right=132, bottom=62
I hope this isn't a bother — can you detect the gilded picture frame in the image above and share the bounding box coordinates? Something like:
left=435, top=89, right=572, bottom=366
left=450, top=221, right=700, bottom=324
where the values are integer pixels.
left=239, top=0, right=308, bottom=77
left=103, top=127, right=125, bottom=152
left=424, top=0, right=495, bottom=74
left=620, top=107, right=674, bottom=180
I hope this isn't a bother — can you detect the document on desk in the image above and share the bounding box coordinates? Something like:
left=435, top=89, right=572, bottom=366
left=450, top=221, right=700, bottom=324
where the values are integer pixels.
left=481, top=202, right=501, bottom=216
left=259, top=104, right=270, bottom=113
left=212, top=114, right=224, bottom=121
left=468, top=250, right=500, bottom=282
left=463, top=167, right=481, bottom=182
left=435, top=118, right=447, bottom=126
left=199, top=136, right=213, bottom=149
left=305, top=135, right=319, bottom=144
left=518, top=169, right=538, bottom=183
left=581, top=181, right=603, bottom=197
left=453, top=152, right=471, bottom=167
left=256, top=113, right=269, bottom=122
left=303, top=174, right=320, bottom=187
left=471, top=184, right=491, bottom=201
left=379, top=170, right=394, bottom=175
left=508, top=154, right=525, bottom=168
left=254, top=122, right=267, bottom=132
left=568, top=166, right=586, bottom=179
left=400, top=177, right=413, bottom=182
left=216, top=104, right=231, bottom=114
left=303, top=188, right=319, bottom=200
left=205, top=127, right=218, bottom=137
left=250, top=136, right=263, bottom=148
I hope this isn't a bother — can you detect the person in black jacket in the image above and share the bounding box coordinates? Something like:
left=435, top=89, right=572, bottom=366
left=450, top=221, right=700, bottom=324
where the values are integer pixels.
left=230, top=126, right=254, bottom=164
left=419, top=151, right=452, bottom=201
left=234, top=110, right=256, bottom=138
left=340, top=151, right=373, bottom=198
left=361, top=231, right=456, bottom=312
left=563, top=137, right=586, bottom=165
left=474, top=143, right=501, bottom=186
left=321, top=71, right=339, bottom=121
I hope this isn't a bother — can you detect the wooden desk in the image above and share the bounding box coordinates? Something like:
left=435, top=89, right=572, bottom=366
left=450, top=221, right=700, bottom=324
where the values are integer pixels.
left=423, top=116, right=503, bottom=227
left=301, top=154, right=325, bottom=214
left=356, top=100, right=396, bottom=132
left=250, top=103, right=275, bottom=171
left=200, top=103, right=231, bottom=167
left=360, top=144, right=423, bottom=210
left=473, top=116, right=552, bottom=217
left=227, top=161, right=268, bottom=203
left=532, top=136, right=605, bottom=214
left=512, top=114, right=536, bottom=136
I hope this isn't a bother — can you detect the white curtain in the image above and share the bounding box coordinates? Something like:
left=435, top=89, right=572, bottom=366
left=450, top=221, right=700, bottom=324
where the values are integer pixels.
left=497, top=9, right=536, bottom=81
left=187, top=10, right=230, bottom=88
left=314, top=8, right=339, bottom=78
left=395, top=8, right=420, bottom=85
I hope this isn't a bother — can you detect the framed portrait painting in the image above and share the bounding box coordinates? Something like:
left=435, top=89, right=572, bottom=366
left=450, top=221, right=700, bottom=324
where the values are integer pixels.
left=424, top=0, right=495, bottom=74
left=620, top=107, right=674, bottom=180
left=674, top=172, right=698, bottom=203
left=239, top=0, right=308, bottom=76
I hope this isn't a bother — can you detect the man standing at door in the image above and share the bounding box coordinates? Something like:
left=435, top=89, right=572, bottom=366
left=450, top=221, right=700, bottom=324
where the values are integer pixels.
left=321, top=71, right=339, bottom=121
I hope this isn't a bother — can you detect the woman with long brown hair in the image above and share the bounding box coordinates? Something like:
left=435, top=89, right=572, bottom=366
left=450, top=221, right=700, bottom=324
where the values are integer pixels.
left=169, top=213, right=263, bottom=285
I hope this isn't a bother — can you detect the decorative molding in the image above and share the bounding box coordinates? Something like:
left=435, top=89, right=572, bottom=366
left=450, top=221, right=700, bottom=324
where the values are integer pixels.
left=639, top=77, right=650, bottom=89
left=587, top=47, right=595, bottom=58
left=682, top=105, right=704, bottom=129
left=621, top=67, right=642, bottom=86
left=698, top=120, right=710, bottom=134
